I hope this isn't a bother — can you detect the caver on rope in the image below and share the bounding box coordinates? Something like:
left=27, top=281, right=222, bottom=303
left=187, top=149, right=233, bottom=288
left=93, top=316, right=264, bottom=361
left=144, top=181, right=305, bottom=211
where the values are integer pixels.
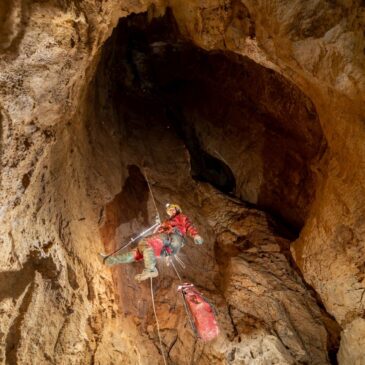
left=97, top=170, right=218, bottom=361
left=98, top=203, right=204, bottom=282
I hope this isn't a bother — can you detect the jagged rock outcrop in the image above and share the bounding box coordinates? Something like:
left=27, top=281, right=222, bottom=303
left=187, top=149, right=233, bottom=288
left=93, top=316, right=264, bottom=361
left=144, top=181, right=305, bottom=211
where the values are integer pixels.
left=168, top=4, right=365, bottom=352
left=200, top=184, right=339, bottom=364
left=0, top=1, right=364, bottom=364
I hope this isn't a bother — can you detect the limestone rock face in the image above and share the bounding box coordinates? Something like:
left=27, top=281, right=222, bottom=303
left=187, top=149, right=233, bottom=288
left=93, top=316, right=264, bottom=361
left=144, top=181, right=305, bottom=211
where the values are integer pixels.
left=200, top=185, right=338, bottom=364
left=87, top=24, right=338, bottom=360
left=168, top=1, right=365, bottom=363
left=0, top=1, right=364, bottom=365
left=337, top=318, right=365, bottom=365
left=0, top=1, right=157, bottom=364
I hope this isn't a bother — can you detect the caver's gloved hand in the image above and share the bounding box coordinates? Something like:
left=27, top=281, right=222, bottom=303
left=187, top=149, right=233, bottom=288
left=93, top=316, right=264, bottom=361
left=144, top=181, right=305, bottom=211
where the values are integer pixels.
left=194, top=235, right=204, bottom=245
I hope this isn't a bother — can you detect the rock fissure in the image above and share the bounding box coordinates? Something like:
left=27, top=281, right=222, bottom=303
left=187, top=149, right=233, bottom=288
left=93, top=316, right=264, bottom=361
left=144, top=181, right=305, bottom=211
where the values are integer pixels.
left=5, top=281, right=35, bottom=365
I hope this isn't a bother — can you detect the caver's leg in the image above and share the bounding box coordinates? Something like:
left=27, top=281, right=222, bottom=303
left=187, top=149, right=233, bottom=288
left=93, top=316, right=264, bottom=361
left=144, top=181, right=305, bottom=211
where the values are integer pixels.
left=98, top=249, right=137, bottom=266
left=134, top=238, right=159, bottom=282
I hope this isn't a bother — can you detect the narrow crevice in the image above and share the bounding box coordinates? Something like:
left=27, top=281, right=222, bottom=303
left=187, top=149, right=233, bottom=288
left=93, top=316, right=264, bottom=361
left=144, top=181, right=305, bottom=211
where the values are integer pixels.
left=0, top=0, right=31, bottom=57
left=165, top=105, right=236, bottom=195
left=5, top=281, right=35, bottom=365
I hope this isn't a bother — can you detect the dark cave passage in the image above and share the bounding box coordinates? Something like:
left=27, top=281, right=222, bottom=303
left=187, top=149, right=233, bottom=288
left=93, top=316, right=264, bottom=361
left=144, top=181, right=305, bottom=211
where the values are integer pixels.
left=85, top=10, right=338, bottom=364
left=97, top=9, right=326, bottom=232
left=165, top=105, right=236, bottom=195
left=89, top=8, right=330, bottom=315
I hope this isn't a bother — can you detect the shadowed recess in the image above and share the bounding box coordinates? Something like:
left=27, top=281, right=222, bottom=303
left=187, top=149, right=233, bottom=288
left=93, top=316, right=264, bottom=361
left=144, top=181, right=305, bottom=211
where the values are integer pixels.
left=101, top=9, right=325, bottom=231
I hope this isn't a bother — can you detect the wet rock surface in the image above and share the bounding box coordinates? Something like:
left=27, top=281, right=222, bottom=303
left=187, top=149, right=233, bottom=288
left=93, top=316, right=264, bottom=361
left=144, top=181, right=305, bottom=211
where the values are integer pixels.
left=0, top=1, right=364, bottom=364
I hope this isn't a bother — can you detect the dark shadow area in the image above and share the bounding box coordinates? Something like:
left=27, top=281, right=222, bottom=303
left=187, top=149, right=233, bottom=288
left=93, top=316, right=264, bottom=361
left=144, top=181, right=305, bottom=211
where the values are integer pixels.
left=0, top=261, right=34, bottom=302
left=0, top=250, right=59, bottom=302
left=90, top=9, right=338, bottom=362
left=101, top=9, right=326, bottom=232
left=1, top=250, right=61, bottom=364
left=165, top=105, right=236, bottom=194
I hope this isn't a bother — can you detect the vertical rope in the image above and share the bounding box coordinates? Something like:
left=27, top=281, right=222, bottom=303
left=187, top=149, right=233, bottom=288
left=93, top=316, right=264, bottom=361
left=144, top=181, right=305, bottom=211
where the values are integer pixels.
left=171, top=261, right=199, bottom=337
left=170, top=259, right=182, bottom=282
left=174, top=254, right=186, bottom=269
left=144, top=169, right=161, bottom=224
left=142, top=169, right=197, bottom=356
left=150, top=278, right=168, bottom=365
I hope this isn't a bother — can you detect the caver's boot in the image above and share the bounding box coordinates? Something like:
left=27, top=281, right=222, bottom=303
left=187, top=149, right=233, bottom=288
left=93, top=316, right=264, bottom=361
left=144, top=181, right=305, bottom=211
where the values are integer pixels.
left=135, top=247, right=158, bottom=282
left=98, top=251, right=136, bottom=267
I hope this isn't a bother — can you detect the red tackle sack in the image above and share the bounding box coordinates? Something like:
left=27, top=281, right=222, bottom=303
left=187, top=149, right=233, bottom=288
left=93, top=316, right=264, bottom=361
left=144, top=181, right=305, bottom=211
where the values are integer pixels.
left=178, top=283, right=219, bottom=342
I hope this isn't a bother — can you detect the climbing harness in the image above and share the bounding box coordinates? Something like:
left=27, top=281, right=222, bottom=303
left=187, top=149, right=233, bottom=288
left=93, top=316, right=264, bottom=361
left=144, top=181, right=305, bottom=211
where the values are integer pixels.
left=150, top=278, right=168, bottom=365
left=160, top=235, right=173, bottom=257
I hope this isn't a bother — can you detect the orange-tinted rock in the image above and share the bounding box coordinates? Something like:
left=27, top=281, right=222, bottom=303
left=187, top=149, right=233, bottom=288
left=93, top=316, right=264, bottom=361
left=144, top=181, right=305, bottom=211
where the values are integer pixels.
left=1, top=1, right=364, bottom=364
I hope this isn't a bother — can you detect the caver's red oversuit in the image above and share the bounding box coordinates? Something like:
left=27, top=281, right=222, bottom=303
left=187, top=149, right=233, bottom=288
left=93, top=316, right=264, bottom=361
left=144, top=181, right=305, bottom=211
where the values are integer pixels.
left=104, top=212, right=203, bottom=281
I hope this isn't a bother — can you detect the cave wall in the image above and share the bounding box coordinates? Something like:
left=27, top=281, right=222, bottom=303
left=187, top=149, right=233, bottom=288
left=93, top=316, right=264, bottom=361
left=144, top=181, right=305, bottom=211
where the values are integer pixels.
left=0, top=0, right=364, bottom=364
left=147, top=36, right=326, bottom=230
left=88, top=30, right=337, bottom=362
left=0, top=1, right=159, bottom=363
left=166, top=1, right=365, bottom=363
left=103, top=12, right=326, bottom=231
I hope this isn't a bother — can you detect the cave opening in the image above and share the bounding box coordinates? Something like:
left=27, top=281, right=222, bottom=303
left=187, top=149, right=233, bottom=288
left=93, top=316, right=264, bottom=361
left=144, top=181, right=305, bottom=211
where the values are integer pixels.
left=95, top=9, right=325, bottom=233
left=86, top=9, right=338, bottom=364
left=91, top=6, right=329, bottom=309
